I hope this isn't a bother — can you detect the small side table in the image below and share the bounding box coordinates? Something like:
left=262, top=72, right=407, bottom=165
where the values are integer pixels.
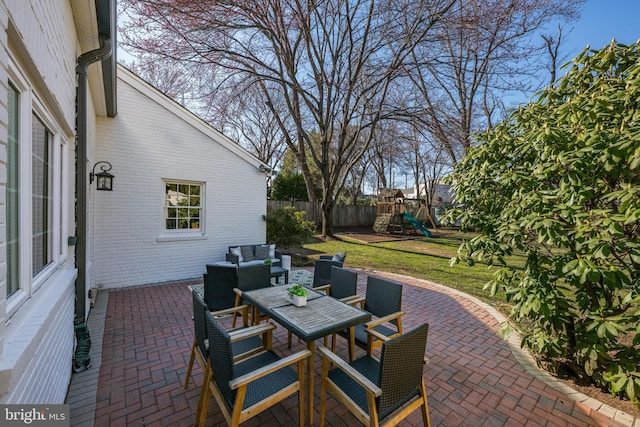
left=270, top=266, right=289, bottom=284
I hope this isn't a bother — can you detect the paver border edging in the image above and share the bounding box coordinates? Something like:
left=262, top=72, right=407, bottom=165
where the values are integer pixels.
left=66, top=289, right=109, bottom=427
left=368, top=269, right=639, bottom=427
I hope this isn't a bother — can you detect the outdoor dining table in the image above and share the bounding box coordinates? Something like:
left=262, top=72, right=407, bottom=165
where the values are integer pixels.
left=241, top=285, right=371, bottom=424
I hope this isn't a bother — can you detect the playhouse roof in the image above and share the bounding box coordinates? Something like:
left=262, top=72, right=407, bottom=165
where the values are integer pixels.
left=378, top=189, right=405, bottom=199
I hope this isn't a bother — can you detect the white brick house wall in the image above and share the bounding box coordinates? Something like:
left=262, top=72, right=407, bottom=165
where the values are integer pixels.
left=0, top=0, right=98, bottom=404
left=93, top=66, right=268, bottom=288
left=0, top=0, right=10, bottom=371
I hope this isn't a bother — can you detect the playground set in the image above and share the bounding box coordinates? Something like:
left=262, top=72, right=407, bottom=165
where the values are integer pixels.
left=373, top=189, right=435, bottom=237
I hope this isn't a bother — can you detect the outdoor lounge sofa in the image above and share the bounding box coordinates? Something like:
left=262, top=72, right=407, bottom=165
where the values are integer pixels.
left=225, top=244, right=282, bottom=267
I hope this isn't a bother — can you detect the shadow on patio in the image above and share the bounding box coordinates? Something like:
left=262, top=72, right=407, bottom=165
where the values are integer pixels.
left=68, top=269, right=634, bottom=427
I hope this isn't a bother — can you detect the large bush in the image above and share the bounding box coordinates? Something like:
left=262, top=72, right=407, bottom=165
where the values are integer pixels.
left=270, top=173, right=320, bottom=201
left=266, top=206, right=316, bottom=249
left=446, top=42, right=640, bottom=406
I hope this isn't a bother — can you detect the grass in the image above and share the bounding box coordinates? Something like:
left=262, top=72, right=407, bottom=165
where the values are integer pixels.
left=294, top=229, right=640, bottom=416
left=296, top=229, right=524, bottom=309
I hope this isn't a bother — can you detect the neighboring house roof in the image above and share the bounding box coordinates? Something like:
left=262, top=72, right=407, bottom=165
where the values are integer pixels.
left=116, top=64, right=268, bottom=170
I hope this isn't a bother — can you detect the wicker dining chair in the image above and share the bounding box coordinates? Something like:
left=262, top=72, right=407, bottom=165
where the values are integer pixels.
left=334, top=276, right=404, bottom=361
left=197, top=311, right=311, bottom=427
left=327, top=266, right=358, bottom=300
left=312, top=257, right=345, bottom=291
left=286, top=266, right=359, bottom=349
left=232, top=264, right=271, bottom=327
left=203, top=264, right=238, bottom=310
left=184, top=288, right=269, bottom=389
left=319, top=323, right=431, bottom=427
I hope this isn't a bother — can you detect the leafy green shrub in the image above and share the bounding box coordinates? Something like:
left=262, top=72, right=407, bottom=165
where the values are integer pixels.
left=446, top=41, right=640, bottom=407
left=266, top=206, right=316, bottom=249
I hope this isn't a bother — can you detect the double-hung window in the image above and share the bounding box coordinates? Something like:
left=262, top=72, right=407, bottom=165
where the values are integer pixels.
left=6, top=58, right=66, bottom=312
left=164, top=181, right=203, bottom=231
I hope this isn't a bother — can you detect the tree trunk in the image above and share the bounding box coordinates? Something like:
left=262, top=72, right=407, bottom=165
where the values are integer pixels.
left=320, top=198, right=334, bottom=237
left=296, top=149, right=317, bottom=203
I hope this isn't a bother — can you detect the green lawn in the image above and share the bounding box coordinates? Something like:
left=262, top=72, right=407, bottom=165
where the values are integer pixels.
left=300, top=230, right=523, bottom=310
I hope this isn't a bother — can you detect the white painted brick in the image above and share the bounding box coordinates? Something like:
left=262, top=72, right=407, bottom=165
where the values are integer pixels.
left=0, top=1, right=10, bottom=401
left=1, top=270, right=76, bottom=404
left=93, top=69, right=268, bottom=288
left=0, top=0, right=92, bottom=405
left=5, top=0, right=77, bottom=124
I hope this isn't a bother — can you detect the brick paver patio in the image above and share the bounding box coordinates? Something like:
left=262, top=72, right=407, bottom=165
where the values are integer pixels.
left=84, top=269, right=637, bottom=426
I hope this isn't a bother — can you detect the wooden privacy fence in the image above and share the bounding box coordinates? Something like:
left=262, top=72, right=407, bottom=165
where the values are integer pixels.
left=267, top=200, right=377, bottom=227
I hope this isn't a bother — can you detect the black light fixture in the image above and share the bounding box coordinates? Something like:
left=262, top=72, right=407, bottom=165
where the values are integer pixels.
left=90, top=161, right=114, bottom=191
left=259, top=164, right=272, bottom=174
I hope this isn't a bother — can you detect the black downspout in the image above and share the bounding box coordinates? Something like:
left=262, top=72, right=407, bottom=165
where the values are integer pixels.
left=75, top=36, right=112, bottom=323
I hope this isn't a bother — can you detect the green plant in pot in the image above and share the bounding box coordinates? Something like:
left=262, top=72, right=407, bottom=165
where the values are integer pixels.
left=263, top=258, right=273, bottom=266
left=287, top=285, right=308, bottom=307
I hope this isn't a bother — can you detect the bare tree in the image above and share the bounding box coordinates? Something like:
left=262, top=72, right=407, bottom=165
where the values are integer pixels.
left=120, top=0, right=455, bottom=236
left=205, top=80, right=289, bottom=170
left=542, top=25, right=564, bottom=86
left=418, top=140, right=449, bottom=219
left=405, top=0, right=585, bottom=165
left=367, top=120, right=404, bottom=192
left=397, top=123, right=450, bottom=218
left=121, top=55, right=202, bottom=106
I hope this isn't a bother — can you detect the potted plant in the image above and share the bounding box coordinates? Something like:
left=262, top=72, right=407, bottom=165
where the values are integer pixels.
left=263, top=258, right=273, bottom=266
left=287, top=284, right=308, bottom=307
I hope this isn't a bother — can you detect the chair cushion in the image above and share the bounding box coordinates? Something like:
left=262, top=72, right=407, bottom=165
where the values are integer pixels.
left=239, top=259, right=280, bottom=267
left=227, top=351, right=298, bottom=410
left=254, top=245, right=270, bottom=260
left=241, top=246, right=255, bottom=262
left=353, top=323, right=397, bottom=346
left=328, top=355, right=418, bottom=421
left=230, top=246, right=244, bottom=263
left=328, top=356, right=380, bottom=414
left=332, top=252, right=346, bottom=262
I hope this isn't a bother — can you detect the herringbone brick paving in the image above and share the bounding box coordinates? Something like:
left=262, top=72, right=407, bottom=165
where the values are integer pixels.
left=92, top=269, right=634, bottom=426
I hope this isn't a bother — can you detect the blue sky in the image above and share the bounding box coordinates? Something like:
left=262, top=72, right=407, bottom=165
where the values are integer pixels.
left=118, top=1, right=638, bottom=70
left=563, top=0, right=638, bottom=57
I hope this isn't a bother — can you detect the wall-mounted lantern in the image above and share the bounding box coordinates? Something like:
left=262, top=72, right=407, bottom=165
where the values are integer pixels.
left=259, top=164, right=272, bottom=174
left=90, top=161, right=114, bottom=191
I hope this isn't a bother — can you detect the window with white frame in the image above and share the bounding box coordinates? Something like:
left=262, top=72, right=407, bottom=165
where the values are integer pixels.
left=164, top=181, right=203, bottom=231
left=7, top=83, right=20, bottom=298
left=6, top=58, right=66, bottom=307
left=31, top=113, right=53, bottom=275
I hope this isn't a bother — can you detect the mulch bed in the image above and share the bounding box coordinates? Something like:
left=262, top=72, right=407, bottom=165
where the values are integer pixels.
left=332, top=225, right=441, bottom=243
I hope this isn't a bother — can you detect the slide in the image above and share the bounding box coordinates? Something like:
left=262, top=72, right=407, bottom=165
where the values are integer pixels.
left=402, top=212, right=433, bottom=238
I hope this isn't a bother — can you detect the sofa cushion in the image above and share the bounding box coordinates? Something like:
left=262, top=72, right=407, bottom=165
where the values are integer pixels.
left=262, top=244, right=276, bottom=258
left=240, top=259, right=271, bottom=267
left=332, top=251, right=347, bottom=262
left=254, top=245, right=270, bottom=260
left=240, top=245, right=255, bottom=262
left=230, top=246, right=243, bottom=263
